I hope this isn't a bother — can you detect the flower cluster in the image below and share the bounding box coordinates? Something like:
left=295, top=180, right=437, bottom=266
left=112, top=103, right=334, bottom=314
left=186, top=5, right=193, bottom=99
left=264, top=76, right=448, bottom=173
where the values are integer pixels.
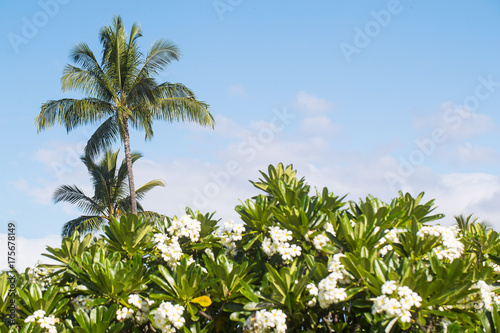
left=262, top=226, right=302, bottom=261
left=377, top=228, right=405, bottom=256
left=457, top=280, right=500, bottom=312
left=417, top=225, right=464, bottom=262
left=306, top=222, right=335, bottom=251
left=28, top=262, right=51, bottom=291
left=307, top=254, right=349, bottom=308
left=152, top=301, right=186, bottom=332
left=116, top=307, right=134, bottom=321
left=219, top=219, right=245, bottom=256
left=318, top=276, right=347, bottom=309
left=243, top=309, right=287, bottom=333
left=153, top=215, right=201, bottom=267
left=306, top=283, right=319, bottom=306
left=154, top=234, right=183, bottom=267
left=71, top=295, right=92, bottom=313
left=327, top=253, right=352, bottom=284
left=128, top=294, right=154, bottom=325
left=24, top=310, right=60, bottom=333
left=167, top=215, right=201, bottom=242
left=372, top=281, right=422, bottom=323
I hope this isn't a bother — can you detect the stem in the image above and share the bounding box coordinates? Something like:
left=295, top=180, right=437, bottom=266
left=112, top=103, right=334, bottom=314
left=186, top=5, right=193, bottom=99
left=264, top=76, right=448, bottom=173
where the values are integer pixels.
left=323, top=312, right=333, bottom=332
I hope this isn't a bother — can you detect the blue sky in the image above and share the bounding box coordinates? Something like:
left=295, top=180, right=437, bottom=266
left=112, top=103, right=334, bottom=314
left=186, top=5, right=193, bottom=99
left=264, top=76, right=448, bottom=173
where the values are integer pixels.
left=2, top=0, right=500, bottom=269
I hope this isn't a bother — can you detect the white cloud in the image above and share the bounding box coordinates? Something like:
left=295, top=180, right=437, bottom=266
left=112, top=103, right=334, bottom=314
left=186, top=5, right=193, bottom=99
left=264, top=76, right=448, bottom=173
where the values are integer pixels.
left=293, top=91, right=333, bottom=114
left=413, top=102, right=498, bottom=140
left=12, top=143, right=91, bottom=209
left=449, top=143, right=499, bottom=164
left=300, top=115, right=341, bottom=134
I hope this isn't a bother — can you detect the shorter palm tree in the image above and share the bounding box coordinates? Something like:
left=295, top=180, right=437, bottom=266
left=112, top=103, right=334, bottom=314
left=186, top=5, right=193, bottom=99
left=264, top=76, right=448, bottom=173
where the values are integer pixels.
left=54, top=150, right=165, bottom=237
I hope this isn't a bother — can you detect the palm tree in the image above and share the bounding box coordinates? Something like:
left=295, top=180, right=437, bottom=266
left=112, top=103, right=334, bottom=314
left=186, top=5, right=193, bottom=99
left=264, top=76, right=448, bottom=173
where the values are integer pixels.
left=54, top=150, right=165, bottom=237
left=36, top=16, right=215, bottom=214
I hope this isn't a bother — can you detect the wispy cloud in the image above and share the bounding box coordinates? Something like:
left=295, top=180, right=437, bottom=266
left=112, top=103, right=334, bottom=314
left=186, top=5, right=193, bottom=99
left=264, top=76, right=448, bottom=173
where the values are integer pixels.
left=293, top=91, right=334, bottom=114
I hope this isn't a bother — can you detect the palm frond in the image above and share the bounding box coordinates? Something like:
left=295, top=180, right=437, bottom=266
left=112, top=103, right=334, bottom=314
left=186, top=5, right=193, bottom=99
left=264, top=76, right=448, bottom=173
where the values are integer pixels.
left=135, top=179, right=165, bottom=200
left=148, top=97, right=214, bottom=128
left=61, top=215, right=106, bottom=237
left=136, top=39, right=180, bottom=79
left=130, top=109, right=154, bottom=139
left=62, top=65, right=115, bottom=102
left=137, top=211, right=166, bottom=223
left=84, top=116, right=120, bottom=159
left=36, top=98, right=113, bottom=132
left=53, top=185, right=104, bottom=215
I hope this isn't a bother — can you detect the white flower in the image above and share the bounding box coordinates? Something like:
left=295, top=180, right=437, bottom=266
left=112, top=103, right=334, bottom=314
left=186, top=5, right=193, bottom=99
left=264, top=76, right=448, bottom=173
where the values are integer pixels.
left=116, top=307, right=134, bottom=321
left=128, top=294, right=142, bottom=308
left=24, top=315, right=36, bottom=323
left=400, top=310, right=412, bottom=323
left=325, top=222, right=336, bottom=236
left=398, top=286, right=413, bottom=298
left=290, top=244, right=302, bottom=257
left=399, top=297, right=412, bottom=311
left=418, top=225, right=463, bottom=262
left=385, top=298, right=402, bottom=316
left=33, top=310, right=46, bottom=319
left=372, top=283, right=421, bottom=321
left=245, top=309, right=287, bottom=332
left=306, top=283, right=318, bottom=296
left=313, top=234, right=329, bottom=250
left=410, top=292, right=422, bottom=308
left=318, top=272, right=348, bottom=308
left=262, top=237, right=273, bottom=256
left=152, top=301, right=186, bottom=331
left=381, top=281, right=397, bottom=295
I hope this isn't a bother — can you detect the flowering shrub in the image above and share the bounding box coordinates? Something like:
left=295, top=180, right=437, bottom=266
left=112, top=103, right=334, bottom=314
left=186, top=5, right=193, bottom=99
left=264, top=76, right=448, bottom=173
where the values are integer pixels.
left=2, top=163, right=500, bottom=332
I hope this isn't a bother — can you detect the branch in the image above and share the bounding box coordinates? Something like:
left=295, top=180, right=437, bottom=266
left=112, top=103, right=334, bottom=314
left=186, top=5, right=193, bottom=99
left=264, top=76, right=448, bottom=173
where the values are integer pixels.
left=198, top=310, right=213, bottom=321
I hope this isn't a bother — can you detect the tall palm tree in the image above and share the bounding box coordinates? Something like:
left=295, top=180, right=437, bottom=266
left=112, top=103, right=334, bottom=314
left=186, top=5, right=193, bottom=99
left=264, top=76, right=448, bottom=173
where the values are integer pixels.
left=36, top=16, right=215, bottom=214
left=54, top=150, right=165, bottom=237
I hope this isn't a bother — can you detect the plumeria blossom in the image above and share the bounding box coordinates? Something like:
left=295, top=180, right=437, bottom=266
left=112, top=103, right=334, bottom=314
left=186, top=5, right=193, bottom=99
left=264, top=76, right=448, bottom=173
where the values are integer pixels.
left=417, top=225, right=464, bottom=262
left=306, top=283, right=319, bottom=306
left=327, top=253, right=352, bottom=284
left=152, top=301, right=186, bottom=332
left=28, top=261, right=52, bottom=291
left=72, top=295, right=93, bottom=313
left=372, top=281, right=422, bottom=324
left=153, top=215, right=202, bottom=267
left=167, top=215, right=201, bottom=242
left=126, top=294, right=154, bottom=325
left=262, top=226, right=302, bottom=262
left=310, top=254, right=350, bottom=308
left=377, top=228, right=405, bottom=256
left=24, top=310, right=60, bottom=332
left=116, top=307, right=134, bottom=321
left=243, top=309, right=287, bottom=333
left=219, top=219, right=245, bottom=255
left=306, top=222, right=336, bottom=251
left=457, top=280, right=500, bottom=311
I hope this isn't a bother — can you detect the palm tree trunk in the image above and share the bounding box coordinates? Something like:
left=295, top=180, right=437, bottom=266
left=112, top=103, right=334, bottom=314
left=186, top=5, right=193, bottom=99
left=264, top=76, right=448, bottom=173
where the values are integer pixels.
left=123, top=115, right=138, bottom=214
